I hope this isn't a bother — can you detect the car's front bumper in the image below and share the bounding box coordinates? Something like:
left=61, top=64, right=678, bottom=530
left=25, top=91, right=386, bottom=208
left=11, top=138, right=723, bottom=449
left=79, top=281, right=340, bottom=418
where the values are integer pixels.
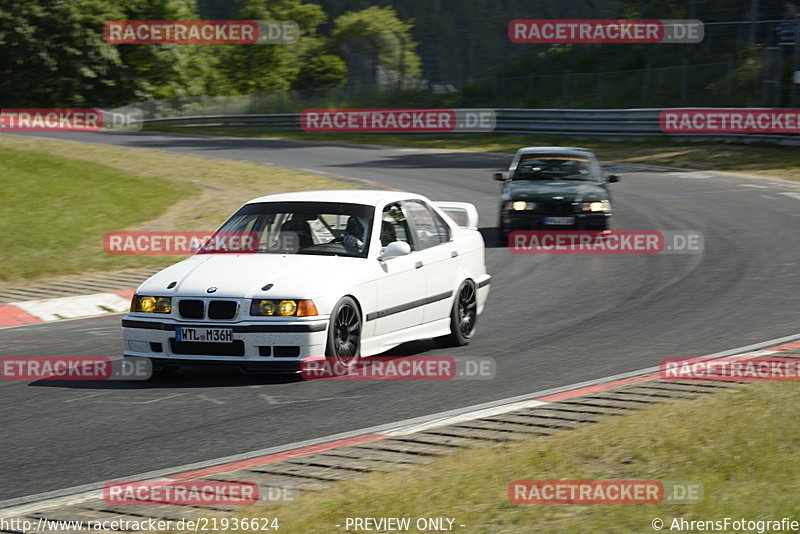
left=121, top=316, right=330, bottom=366
left=501, top=210, right=612, bottom=231
left=128, top=356, right=305, bottom=374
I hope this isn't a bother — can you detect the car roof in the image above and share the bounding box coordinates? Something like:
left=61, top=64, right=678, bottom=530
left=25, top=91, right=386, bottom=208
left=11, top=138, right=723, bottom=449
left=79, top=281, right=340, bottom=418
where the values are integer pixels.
left=515, top=146, right=595, bottom=156
left=245, top=189, right=427, bottom=206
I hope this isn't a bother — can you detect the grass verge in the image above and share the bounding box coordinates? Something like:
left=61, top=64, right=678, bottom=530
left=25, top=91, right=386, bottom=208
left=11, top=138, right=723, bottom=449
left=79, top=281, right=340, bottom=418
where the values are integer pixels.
left=148, top=126, right=800, bottom=182
left=235, top=382, right=798, bottom=533
left=0, top=135, right=353, bottom=283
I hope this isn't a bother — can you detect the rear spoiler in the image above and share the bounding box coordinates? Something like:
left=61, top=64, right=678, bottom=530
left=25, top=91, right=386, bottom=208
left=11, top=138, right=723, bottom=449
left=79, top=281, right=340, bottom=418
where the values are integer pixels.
left=433, top=201, right=479, bottom=231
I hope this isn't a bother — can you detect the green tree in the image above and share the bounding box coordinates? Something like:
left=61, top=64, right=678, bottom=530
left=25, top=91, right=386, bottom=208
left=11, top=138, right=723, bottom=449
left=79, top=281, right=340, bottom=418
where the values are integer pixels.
left=293, top=53, right=347, bottom=89
left=0, top=0, right=217, bottom=107
left=331, top=6, right=421, bottom=79
left=209, top=0, right=328, bottom=95
left=112, top=0, right=218, bottom=101
left=0, top=0, right=122, bottom=107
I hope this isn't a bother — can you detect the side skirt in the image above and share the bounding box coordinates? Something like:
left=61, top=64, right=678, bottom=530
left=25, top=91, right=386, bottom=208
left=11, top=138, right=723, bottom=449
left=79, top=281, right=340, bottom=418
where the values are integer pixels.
left=360, top=318, right=452, bottom=357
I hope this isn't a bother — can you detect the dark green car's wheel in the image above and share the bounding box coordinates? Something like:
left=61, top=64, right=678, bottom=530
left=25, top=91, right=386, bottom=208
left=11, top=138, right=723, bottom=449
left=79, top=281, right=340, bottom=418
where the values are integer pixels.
left=434, top=280, right=478, bottom=347
left=498, top=224, right=508, bottom=243
left=498, top=215, right=510, bottom=245
left=325, top=296, right=362, bottom=373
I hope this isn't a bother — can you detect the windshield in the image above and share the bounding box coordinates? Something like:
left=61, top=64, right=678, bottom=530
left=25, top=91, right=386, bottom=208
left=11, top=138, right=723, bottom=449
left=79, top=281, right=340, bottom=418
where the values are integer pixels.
left=513, top=155, right=599, bottom=181
left=203, top=201, right=374, bottom=258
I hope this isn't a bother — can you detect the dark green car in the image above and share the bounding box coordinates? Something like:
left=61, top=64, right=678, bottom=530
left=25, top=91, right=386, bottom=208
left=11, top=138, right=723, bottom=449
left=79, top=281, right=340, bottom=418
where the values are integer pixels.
left=494, top=147, right=619, bottom=239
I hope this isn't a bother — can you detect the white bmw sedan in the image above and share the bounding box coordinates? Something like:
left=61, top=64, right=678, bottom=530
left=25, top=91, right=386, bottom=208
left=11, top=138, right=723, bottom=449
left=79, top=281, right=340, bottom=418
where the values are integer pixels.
left=122, top=190, right=491, bottom=375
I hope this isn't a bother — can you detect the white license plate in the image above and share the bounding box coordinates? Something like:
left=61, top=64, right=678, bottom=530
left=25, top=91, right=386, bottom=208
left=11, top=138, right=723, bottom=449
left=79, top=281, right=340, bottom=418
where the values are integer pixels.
left=543, top=216, right=576, bottom=225
left=176, top=327, right=233, bottom=343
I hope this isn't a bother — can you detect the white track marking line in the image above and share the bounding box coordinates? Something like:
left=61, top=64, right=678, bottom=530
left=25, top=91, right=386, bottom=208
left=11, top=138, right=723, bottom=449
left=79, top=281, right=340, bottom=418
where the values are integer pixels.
left=385, top=399, right=547, bottom=436
left=63, top=392, right=110, bottom=404
left=0, top=312, right=127, bottom=331
left=196, top=394, right=225, bottom=405
left=102, top=393, right=187, bottom=404
left=665, top=172, right=712, bottom=179
left=14, top=294, right=130, bottom=322
left=259, top=393, right=302, bottom=405
left=2, top=331, right=800, bottom=517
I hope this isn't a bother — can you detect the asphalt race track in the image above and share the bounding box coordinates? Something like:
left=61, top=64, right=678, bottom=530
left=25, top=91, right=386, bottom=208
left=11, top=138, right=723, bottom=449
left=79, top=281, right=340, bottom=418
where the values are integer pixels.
left=1, top=131, right=798, bottom=501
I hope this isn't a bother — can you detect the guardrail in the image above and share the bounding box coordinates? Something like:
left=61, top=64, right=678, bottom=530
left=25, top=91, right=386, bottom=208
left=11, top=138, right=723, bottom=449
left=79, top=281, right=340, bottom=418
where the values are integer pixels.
left=141, top=108, right=800, bottom=145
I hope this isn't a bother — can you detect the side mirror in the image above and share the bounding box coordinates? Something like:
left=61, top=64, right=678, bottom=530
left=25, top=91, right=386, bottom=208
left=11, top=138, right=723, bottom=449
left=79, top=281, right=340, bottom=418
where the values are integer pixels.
left=607, top=174, right=620, bottom=183
left=378, top=241, right=412, bottom=261
left=493, top=172, right=508, bottom=181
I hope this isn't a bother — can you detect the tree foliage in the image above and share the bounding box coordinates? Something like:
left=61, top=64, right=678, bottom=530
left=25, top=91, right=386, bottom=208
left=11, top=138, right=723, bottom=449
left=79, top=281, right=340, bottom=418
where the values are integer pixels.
left=1, top=0, right=418, bottom=106
left=331, top=6, right=421, bottom=78
left=208, top=0, right=328, bottom=95
left=293, top=54, right=348, bottom=89
left=10, top=0, right=785, bottom=109
left=0, top=0, right=218, bottom=107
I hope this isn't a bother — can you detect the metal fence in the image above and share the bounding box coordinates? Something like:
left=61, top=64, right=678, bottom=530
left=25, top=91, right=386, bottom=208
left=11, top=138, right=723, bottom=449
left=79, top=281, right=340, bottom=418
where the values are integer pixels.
left=135, top=55, right=797, bottom=118
left=141, top=108, right=800, bottom=145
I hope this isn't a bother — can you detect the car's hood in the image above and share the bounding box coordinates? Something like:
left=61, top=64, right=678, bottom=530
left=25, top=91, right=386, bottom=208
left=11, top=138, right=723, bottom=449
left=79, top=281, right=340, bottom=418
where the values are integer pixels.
left=137, top=253, right=363, bottom=299
left=505, top=180, right=608, bottom=202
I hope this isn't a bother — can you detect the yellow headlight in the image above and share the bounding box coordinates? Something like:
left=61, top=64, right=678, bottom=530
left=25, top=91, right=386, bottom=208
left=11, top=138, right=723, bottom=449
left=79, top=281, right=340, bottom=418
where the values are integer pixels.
left=154, top=297, right=171, bottom=313
left=139, top=296, right=156, bottom=313
left=133, top=296, right=171, bottom=313
left=512, top=201, right=528, bottom=211
left=258, top=300, right=276, bottom=316
left=279, top=300, right=297, bottom=316
left=252, top=299, right=314, bottom=316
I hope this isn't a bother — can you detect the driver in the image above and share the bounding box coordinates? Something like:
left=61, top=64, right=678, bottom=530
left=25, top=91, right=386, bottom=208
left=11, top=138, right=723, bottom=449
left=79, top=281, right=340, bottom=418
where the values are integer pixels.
left=343, top=216, right=365, bottom=254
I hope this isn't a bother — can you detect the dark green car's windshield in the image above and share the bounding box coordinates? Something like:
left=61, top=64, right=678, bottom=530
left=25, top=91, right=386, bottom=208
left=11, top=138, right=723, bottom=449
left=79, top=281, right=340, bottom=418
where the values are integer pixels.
left=513, top=155, right=599, bottom=181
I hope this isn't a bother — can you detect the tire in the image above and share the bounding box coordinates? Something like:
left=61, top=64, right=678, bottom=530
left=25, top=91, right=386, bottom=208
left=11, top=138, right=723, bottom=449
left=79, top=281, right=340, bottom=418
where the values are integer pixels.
left=324, top=296, right=362, bottom=374
left=434, top=280, right=478, bottom=348
left=498, top=225, right=509, bottom=244
left=497, top=215, right=509, bottom=244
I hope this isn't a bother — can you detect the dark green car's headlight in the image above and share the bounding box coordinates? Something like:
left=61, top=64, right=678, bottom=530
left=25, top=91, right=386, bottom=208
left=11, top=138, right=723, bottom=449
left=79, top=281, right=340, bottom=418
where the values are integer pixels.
left=504, top=201, right=536, bottom=211
left=580, top=200, right=611, bottom=212
left=130, top=295, right=171, bottom=313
